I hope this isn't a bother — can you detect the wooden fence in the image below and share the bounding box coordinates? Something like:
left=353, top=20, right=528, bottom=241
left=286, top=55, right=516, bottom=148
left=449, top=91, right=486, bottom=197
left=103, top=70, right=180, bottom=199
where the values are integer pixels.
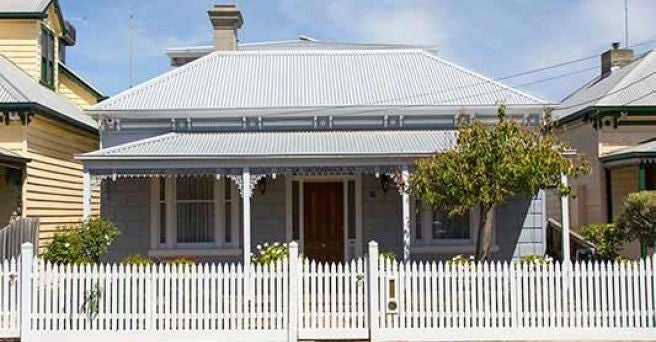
left=1, top=241, right=655, bottom=342
left=0, top=218, right=38, bottom=260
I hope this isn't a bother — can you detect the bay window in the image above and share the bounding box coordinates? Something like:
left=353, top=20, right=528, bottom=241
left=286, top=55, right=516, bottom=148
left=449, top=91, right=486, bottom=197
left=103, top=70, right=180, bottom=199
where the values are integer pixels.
left=150, top=176, right=240, bottom=255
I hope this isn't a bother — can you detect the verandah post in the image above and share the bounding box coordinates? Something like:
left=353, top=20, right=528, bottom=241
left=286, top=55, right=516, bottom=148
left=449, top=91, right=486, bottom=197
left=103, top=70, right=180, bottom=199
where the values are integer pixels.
left=20, top=242, right=34, bottom=342
left=288, top=242, right=299, bottom=342
left=368, top=241, right=380, bottom=341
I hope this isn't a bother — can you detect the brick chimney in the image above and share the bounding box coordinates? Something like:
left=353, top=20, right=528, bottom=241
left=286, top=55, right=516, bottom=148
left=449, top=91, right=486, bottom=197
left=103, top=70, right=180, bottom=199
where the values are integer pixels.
left=601, top=42, right=633, bottom=75
left=208, top=5, right=243, bottom=51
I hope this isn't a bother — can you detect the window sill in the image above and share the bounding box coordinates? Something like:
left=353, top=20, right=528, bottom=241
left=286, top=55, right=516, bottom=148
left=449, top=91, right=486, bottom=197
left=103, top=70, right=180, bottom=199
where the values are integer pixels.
left=411, top=244, right=500, bottom=254
left=148, top=248, right=241, bottom=258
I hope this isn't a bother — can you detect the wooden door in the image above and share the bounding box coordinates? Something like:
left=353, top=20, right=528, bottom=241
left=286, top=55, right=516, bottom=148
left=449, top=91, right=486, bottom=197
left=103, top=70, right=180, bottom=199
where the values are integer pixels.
left=303, top=182, right=344, bottom=263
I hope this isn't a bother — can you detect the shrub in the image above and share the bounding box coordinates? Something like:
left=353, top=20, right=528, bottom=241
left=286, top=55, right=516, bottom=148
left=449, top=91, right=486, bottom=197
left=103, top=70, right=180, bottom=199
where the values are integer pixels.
left=251, top=242, right=287, bottom=265
left=581, top=223, right=626, bottom=261
left=380, top=251, right=396, bottom=261
left=43, top=217, right=119, bottom=264
left=616, top=191, right=656, bottom=257
left=121, top=254, right=154, bottom=266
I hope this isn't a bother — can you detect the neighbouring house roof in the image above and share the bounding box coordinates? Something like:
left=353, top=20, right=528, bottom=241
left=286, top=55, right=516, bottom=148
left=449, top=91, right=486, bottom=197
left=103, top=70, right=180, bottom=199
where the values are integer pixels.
left=91, top=48, right=545, bottom=115
left=0, top=0, right=51, bottom=15
left=600, top=137, right=656, bottom=166
left=0, top=55, right=97, bottom=131
left=58, top=62, right=107, bottom=101
left=79, top=130, right=457, bottom=160
left=554, top=50, right=656, bottom=122
left=0, top=147, right=30, bottom=166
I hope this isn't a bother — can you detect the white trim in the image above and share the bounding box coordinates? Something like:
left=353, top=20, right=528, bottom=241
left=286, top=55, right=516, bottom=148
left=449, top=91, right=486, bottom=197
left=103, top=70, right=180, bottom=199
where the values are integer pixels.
left=242, top=167, right=252, bottom=266
left=299, top=180, right=304, bottom=253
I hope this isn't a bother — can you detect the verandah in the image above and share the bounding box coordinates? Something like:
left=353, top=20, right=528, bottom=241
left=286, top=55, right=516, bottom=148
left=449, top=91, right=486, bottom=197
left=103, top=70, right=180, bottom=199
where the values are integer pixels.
left=0, top=242, right=654, bottom=342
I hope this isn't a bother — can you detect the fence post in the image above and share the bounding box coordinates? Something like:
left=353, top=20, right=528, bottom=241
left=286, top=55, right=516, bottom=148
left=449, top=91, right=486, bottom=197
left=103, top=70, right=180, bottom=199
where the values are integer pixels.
left=20, top=242, right=33, bottom=342
left=368, top=241, right=380, bottom=341
left=288, top=241, right=299, bottom=342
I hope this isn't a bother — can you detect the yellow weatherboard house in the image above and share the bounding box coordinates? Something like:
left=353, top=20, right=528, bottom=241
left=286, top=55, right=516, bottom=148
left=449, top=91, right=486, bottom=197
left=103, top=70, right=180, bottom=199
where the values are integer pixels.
left=0, top=0, right=103, bottom=247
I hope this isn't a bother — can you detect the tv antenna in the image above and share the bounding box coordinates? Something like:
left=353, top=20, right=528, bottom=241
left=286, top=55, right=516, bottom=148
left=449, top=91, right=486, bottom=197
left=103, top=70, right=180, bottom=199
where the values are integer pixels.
left=624, top=0, right=629, bottom=48
left=129, top=14, right=135, bottom=88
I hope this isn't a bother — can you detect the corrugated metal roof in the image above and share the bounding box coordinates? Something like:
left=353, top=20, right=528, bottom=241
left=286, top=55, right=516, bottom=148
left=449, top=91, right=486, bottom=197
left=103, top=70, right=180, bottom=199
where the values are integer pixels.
left=554, top=50, right=656, bottom=120
left=92, top=49, right=544, bottom=113
left=0, top=55, right=96, bottom=129
left=0, top=0, right=51, bottom=13
left=80, top=130, right=457, bottom=159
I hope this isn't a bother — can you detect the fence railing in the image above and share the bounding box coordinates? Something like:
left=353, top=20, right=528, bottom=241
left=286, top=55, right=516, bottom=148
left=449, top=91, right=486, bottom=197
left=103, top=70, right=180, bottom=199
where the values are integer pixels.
left=0, top=218, right=38, bottom=260
left=2, top=241, right=656, bottom=342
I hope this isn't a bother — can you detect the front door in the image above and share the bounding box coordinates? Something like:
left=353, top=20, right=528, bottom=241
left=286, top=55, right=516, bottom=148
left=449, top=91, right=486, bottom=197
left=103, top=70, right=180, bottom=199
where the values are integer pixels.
left=303, top=182, right=344, bottom=263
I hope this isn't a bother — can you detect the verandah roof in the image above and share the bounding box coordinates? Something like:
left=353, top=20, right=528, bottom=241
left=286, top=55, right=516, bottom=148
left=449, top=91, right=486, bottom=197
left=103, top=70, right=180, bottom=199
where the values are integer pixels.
left=77, top=130, right=457, bottom=177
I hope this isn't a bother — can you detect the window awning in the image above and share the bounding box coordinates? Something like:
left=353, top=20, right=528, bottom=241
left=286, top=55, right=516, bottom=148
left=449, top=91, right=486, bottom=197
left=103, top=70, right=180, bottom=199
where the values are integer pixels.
left=601, top=138, right=656, bottom=167
left=77, top=130, right=457, bottom=178
left=0, top=147, right=30, bottom=169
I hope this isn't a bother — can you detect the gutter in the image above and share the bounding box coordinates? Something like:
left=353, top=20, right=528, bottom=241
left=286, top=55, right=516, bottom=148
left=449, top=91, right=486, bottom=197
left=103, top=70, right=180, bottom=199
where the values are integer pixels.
left=0, top=102, right=97, bottom=134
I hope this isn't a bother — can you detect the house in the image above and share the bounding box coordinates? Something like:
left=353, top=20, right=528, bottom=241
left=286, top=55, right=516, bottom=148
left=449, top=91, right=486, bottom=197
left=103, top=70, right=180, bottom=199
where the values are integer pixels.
left=0, top=0, right=103, bottom=246
left=548, top=42, right=656, bottom=259
left=79, top=5, right=549, bottom=264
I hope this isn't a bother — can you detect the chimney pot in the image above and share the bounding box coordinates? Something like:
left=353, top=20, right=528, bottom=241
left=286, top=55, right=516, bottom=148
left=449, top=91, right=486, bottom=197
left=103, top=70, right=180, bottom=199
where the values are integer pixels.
left=601, top=42, right=633, bottom=75
left=208, top=4, right=243, bottom=51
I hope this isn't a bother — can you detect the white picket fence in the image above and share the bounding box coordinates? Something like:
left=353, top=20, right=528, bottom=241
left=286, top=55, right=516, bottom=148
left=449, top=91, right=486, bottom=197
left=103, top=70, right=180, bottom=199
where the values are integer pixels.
left=374, top=254, right=656, bottom=341
left=0, top=242, right=654, bottom=342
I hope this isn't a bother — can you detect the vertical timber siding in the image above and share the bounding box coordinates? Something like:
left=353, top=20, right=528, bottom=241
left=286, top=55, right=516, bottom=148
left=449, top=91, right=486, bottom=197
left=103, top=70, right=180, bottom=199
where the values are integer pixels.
left=24, top=116, right=99, bottom=248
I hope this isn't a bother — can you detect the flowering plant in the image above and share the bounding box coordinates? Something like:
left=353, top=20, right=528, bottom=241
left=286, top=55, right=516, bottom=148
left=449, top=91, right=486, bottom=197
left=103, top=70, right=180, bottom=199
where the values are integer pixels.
left=43, top=217, right=119, bottom=264
left=517, top=254, right=554, bottom=265
left=448, top=254, right=475, bottom=267
left=251, top=242, right=288, bottom=266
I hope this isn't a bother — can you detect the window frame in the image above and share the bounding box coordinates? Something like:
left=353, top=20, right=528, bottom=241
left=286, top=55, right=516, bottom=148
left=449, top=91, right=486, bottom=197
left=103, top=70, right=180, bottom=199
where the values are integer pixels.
left=150, top=177, right=241, bottom=256
left=411, top=199, right=496, bottom=254
left=40, top=25, right=55, bottom=88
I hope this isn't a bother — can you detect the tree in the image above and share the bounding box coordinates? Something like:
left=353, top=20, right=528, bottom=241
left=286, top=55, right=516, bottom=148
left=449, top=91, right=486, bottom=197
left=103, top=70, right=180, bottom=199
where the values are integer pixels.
left=616, top=191, right=656, bottom=258
left=407, top=106, right=589, bottom=261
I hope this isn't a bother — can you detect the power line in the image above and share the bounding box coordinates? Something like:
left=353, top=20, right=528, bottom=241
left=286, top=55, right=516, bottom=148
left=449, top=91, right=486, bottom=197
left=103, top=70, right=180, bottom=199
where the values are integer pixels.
left=516, top=66, right=598, bottom=87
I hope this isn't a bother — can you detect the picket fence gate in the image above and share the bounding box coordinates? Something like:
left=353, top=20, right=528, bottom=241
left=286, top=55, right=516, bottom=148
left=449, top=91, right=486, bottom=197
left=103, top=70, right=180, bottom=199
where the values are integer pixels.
left=0, top=242, right=654, bottom=342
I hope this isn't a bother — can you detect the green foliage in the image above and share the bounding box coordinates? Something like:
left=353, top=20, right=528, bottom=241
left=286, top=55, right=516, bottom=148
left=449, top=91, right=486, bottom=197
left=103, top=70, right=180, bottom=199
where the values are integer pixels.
left=447, top=254, right=475, bottom=266
left=251, top=242, right=288, bottom=265
left=379, top=251, right=396, bottom=261
left=517, top=254, right=553, bottom=265
left=581, top=223, right=626, bottom=261
left=120, top=254, right=154, bottom=265
left=43, top=217, right=120, bottom=264
left=408, top=106, right=589, bottom=260
left=169, top=257, right=195, bottom=266
left=616, top=191, right=656, bottom=256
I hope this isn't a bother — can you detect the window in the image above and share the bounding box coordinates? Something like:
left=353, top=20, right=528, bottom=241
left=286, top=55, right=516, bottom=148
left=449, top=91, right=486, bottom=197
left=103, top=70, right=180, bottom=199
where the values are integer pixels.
left=153, top=176, right=239, bottom=250
left=413, top=202, right=476, bottom=245
left=40, top=26, right=55, bottom=87
left=431, top=209, right=470, bottom=240
left=176, top=177, right=214, bottom=244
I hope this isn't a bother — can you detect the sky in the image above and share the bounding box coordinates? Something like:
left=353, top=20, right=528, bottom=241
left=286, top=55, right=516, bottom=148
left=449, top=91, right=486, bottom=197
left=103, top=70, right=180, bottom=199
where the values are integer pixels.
left=59, top=0, right=656, bottom=103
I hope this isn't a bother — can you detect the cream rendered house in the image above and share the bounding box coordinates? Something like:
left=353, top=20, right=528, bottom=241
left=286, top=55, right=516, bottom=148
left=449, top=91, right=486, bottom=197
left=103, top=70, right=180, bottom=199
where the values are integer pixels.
left=0, top=0, right=104, bottom=247
left=549, top=43, right=656, bottom=259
